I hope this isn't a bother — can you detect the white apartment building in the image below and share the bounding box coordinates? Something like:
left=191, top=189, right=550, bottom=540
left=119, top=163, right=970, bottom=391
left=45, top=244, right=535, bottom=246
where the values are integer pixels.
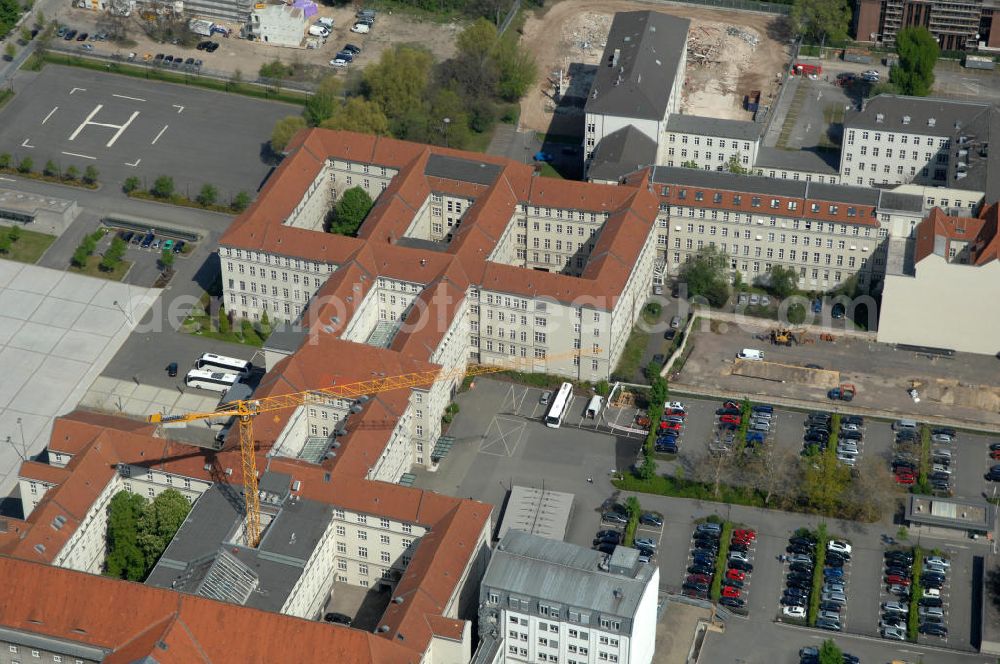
left=840, top=96, right=998, bottom=191
left=650, top=166, right=926, bottom=291
left=477, top=531, right=659, bottom=664
left=662, top=116, right=761, bottom=172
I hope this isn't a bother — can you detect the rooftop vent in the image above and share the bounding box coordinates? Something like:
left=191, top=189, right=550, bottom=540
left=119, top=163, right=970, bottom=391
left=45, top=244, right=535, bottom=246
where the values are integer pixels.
left=377, top=625, right=390, bottom=633
left=954, top=121, right=961, bottom=130
left=610, top=48, right=621, bottom=68
left=927, top=117, right=936, bottom=127
left=393, top=596, right=405, bottom=604
left=902, top=115, right=911, bottom=125
left=613, top=587, right=623, bottom=599
left=875, top=113, right=884, bottom=123
left=292, top=480, right=301, bottom=491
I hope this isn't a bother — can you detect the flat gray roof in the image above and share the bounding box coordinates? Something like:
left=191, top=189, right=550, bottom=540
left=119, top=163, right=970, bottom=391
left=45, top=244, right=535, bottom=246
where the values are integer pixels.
left=145, top=478, right=333, bottom=612
left=587, top=125, right=657, bottom=183
left=665, top=115, right=762, bottom=142
left=585, top=11, right=690, bottom=121
left=263, top=322, right=307, bottom=355
left=754, top=146, right=839, bottom=175
left=906, top=495, right=995, bottom=532
left=482, top=530, right=654, bottom=621
left=425, top=154, right=501, bottom=186
left=845, top=95, right=994, bottom=137
left=497, top=485, right=574, bottom=541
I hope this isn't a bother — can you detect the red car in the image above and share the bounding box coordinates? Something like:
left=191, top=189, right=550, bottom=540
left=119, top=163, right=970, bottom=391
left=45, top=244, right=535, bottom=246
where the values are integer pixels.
left=660, top=421, right=682, bottom=432
left=895, top=473, right=916, bottom=485
left=726, top=569, right=745, bottom=582
left=719, top=415, right=742, bottom=425
left=687, top=574, right=712, bottom=585
left=990, top=449, right=1000, bottom=460
left=664, top=408, right=686, bottom=418
left=733, top=529, right=756, bottom=540
left=732, top=536, right=753, bottom=547
left=722, top=585, right=741, bottom=598
left=885, top=575, right=910, bottom=585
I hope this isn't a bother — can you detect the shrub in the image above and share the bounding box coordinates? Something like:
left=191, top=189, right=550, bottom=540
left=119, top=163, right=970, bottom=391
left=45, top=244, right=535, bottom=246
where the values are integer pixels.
left=0, top=153, right=10, bottom=169
left=8, top=225, right=20, bottom=242
left=64, top=165, right=79, bottom=181
left=83, top=165, right=99, bottom=184
left=196, top=183, right=218, bottom=207
left=151, top=175, right=174, bottom=199
left=17, top=156, right=33, bottom=173
left=122, top=176, right=141, bottom=193
left=43, top=159, right=58, bottom=176
left=231, top=191, right=251, bottom=212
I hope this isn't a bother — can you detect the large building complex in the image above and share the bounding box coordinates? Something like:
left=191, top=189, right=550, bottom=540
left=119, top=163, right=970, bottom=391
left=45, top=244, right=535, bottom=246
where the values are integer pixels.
left=476, top=531, right=659, bottom=664
left=855, top=0, right=1000, bottom=50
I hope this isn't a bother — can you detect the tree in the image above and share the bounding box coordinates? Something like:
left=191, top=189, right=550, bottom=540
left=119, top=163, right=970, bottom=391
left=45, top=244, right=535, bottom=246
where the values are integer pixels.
left=818, top=639, right=843, bottom=664
left=159, top=247, right=175, bottom=270
left=0, top=153, right=10, bottom=169
left=0, top=234, right=11, bottom=254
left=330, top=186, right=373, bottom=235
left=42, top=159, right=57, bottom=176
left=364, top=45, right=434, bottom=122
left=890, top=27, right=938, bottom=97
left=802, top=434, right=851, bottom=514
left=17, top=156, right=32, bottom=173
left=123, top=176, right=140, bottom=193
left=19, top=26, right=30, bottom=42
left=680, top=160, right=699, bottom=169
left=218, top=305, right=230, bottom=334
left=151, top=175, right=174, bottom=199
left=136, top=489, right=191, bottom=569
left=494, top=35, right=537, bottom=101
left=8, top=224, right=21, bottom=242
left=259, top=58, right=290, bottom=80
left=0, top=0, right=21, bottom=41
left=105, top=491, right=148, bottom=580
left=790, top=0, right=850, bottom=44
left=231, top=191, right=251, bottom=212
left=64, top=165, right=79, bottom=181
left=83, top=165, right=99, bottom=184
left=270, top=115, right=307, bottom=153
left=319, top=96, right=391, bottom=136
left=679, top=245, right=731, bottom=308
left=763, top=265, right=799, bottom=298
left=196, top=183, right=218, bottom=207
left=257, top=308, right=272, bottom=338
left=726, top=155, right=748, bottom=175
left=304, top=76, right=342, bottom=127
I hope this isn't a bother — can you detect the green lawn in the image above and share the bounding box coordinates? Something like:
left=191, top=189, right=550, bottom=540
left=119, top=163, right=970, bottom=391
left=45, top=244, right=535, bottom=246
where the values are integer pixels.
left=1, top=228, right=56, bottom=264
left=69, top=255, right=132, bottom=281
left=182, top=314, right=266, bottom=347
left=537, top=162, right=564, bottom=179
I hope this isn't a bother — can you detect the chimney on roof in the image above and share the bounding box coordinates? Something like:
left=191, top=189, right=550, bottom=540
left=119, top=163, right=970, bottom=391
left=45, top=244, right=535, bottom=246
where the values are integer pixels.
left=611, top=48, right=620, bottom=67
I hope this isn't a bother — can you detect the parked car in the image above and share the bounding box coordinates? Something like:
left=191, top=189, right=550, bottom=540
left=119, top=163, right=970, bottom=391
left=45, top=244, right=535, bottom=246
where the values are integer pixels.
left=602, top=512, right=628, bottom=524
left=640, top=513, right=662, bottom=527
left=782, top=605, right=806, bottom=619
left=881, top=626, right=906, bottom=640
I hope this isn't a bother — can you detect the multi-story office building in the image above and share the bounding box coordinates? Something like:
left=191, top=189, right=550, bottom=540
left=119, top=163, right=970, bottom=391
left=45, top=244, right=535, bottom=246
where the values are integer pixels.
left=476, top=530, right=659, bottom=664
left=662, top=116, right=761, bottom=172
left=855, top=0, right=1000, bottom=50
left=651, top=166, right=926, bottom=291
left=840, top=96, right=1000, bottom=198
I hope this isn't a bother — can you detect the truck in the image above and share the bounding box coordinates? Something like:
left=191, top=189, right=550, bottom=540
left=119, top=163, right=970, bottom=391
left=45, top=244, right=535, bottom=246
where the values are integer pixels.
left=792, top=62, right=822, bottom=76
left=745, top=90, right=761, bottom=112
left=189, top=18, right=213, bottom=36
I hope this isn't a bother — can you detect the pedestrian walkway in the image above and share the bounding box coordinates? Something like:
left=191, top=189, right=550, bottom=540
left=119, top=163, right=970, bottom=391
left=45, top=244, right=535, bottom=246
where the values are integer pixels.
left=80, top=376, right=220, bottom=421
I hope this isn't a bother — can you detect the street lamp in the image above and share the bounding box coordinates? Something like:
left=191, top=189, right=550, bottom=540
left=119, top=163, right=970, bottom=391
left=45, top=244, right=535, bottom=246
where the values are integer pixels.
left=442, top=117, right=451, bottom=148
left=113, top=299, right=134, bottom=325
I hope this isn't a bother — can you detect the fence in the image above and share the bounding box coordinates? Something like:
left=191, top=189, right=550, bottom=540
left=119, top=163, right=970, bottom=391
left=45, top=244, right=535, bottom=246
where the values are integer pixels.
left=761, top=37, right=801, bottom=138
left=653, top=0, right=791, bottom=15
left=497, top=0, right=521, bottom=36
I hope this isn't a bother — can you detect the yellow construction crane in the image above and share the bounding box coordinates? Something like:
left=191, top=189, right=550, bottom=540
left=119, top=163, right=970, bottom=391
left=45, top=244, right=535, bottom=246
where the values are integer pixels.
left=147, top=348, right=600, bottom=547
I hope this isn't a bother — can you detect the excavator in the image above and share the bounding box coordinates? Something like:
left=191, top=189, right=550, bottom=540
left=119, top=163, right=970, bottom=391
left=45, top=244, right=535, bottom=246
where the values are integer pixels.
left=827, top=383, right=856, bottom=402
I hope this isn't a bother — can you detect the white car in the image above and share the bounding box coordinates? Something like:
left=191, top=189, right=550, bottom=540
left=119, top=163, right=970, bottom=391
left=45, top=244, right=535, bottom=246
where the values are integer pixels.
left=932, top=447, right=952, bottom=458
left=840, top=423, right=861, bottom=432
left=788, top=553, right=813, bottom=565
left=882, top=601, right=908, bottom=613
left=308, top=24, right=330, bottom=37
left=882, top=625, right=906, bottom=641
left=728, top=551, right=750, bottom=563
left=925, top=556, right=951, bottom=568
left=931, top=464, right=952, bottom=474
left=932, top=434, right=953, bottom=444
left=923, top=587, right=941, bottom=598
left=666, top=401, right=685, bottom=412
left=782, top=606, right=806, bottom=619
left=351, top=22, right=371, bottom=33
left=329, top=58, right=349, bottom=67
left=827, top=540, right=852, bottom=555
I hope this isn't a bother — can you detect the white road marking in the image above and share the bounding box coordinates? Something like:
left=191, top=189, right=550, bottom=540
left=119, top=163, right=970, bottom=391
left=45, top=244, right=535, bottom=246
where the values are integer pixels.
left=61, top=151, right=97, bottom=160
left=124, top=158, right=141, bottom=167
left=112, top=94, right=146, bottom=102
left=69, top=104, right=105, bottom=141
left=151, top=124, right=169, bottom=145
left=69, top=87, right=86, bottom=95
left=0, top=177, right=14, bottom=182
left=105, top=111, right=139, bottom=148
left=41, top=107, right=59, bottom=125
left=172, top=104, right=184, bottom=114
left=20, top=138, right=34, bottom=148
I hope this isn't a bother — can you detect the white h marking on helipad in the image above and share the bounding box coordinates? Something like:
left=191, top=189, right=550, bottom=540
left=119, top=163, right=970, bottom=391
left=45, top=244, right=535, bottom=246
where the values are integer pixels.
left=68, top=104, right=140, bottom=148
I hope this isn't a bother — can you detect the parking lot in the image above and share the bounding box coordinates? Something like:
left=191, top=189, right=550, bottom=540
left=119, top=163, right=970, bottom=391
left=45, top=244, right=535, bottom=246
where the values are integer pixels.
left=0, top=66, right=293, bottom=197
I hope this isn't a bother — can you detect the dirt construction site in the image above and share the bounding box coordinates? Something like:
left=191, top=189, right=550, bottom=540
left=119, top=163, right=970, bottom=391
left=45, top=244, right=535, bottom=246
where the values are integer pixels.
left=519, top=0, right=792, bottom=135
left=672, top=319, right=1000, bottom=429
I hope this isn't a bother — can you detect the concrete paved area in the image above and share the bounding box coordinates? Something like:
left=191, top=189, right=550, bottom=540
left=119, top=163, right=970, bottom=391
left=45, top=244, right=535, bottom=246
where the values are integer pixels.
left=655, top=602, right=711, bottom=664
left=0, top=66, right=294, bottom=198
left=0, top=260, right=156, bottom=495
left=80, top=376, right=220, bottom=422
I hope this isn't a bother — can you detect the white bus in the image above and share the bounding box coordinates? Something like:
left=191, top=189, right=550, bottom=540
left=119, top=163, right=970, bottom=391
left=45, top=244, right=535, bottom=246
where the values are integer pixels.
left=195, top=353, right=253, bottom=376
left=544, top=382, right=574, bottom=428
left=185, top=369, right=240, bottom=393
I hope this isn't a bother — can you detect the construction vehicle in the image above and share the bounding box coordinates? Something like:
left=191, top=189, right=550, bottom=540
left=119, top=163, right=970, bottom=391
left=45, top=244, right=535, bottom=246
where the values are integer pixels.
left=827, top=383, right=856, bottom=401
left=147, top=347, right=599, bottom=547
left=770, top=328, right=796, bottom=346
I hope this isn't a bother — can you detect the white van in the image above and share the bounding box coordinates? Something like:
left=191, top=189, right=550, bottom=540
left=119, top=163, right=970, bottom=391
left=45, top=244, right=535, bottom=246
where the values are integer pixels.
left=737, top=348, right=764, bottom=361
left=585, top=395, right=604, bottom=419
left=317, top=16, right=334, bottom=27
left=308, top=24, right=330, bottom=37
left=351, top=22, right=370, bottom=33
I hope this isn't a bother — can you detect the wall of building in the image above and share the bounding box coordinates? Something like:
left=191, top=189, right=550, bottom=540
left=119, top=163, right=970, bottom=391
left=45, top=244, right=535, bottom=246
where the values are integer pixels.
left=752, top=165, right=840, bottom=185
left=626, top=567, right=659, bottom=664
left=282, top=517, right=339, bottom=618
left=585, top=115, right=662, bottom=164
left=221, top=247, right=335, bottom=323
left=253, top=7, right=305, bottom=48
left=330, top=507, right=427, bottom=589
left=664, top=132, right=759, bottom=172
left=878, top=254, right=1000, bottom=354
left=429, top=625, right=473, bottom=664
left=18, top=478, right=57, bottom=518
left=840, top=126, right=951, bottom=187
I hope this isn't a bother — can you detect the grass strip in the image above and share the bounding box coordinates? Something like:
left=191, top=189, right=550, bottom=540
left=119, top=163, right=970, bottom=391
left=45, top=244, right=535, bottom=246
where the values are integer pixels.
left=913, top=425, right=932, bottom=494
left=807, top=523, right=829, bottom=626
left=907, top=547, right=924, bottom=641
left=710, top=521, right=734, bottom=602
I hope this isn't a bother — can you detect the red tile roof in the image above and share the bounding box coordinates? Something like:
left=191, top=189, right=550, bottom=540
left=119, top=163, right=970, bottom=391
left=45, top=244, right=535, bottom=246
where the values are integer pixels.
left=914, top=206, right=988, bottom=264
left=0, top=556, right=418, bottom=664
